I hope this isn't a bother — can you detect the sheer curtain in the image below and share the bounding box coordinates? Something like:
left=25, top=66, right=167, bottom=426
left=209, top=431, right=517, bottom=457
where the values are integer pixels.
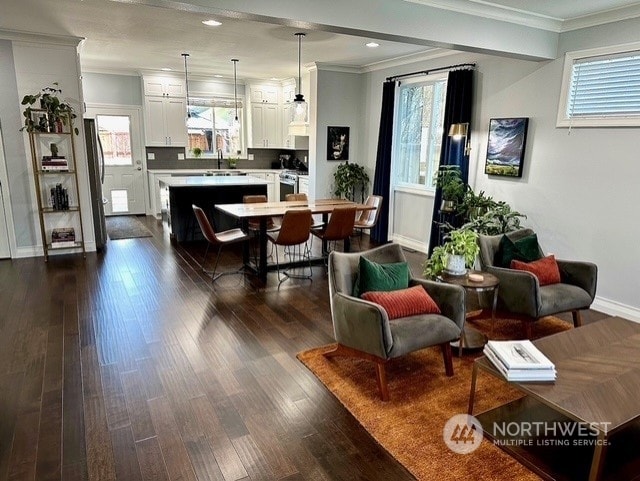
left=428, top=67, right=474, bottom=254
left=370, top=80, right=396, bottom=244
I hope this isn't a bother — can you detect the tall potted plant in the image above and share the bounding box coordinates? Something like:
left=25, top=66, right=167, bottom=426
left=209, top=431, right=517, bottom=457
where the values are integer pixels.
left=333, top=162, right=369, bottom=202
left=434, top=165, right=466, bottom=212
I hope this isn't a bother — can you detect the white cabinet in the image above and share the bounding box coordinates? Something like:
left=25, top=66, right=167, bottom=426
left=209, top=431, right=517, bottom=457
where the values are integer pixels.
left=282, top=103, right=294, bottom=148
left=144, top=97, right=187, bottom=147
left=298, top=176, right=309, bottom=195
left=282, top=83, right=296, bottom=104
left=251, top=104, right=279, bottom=148
left=143, top=76, right=185, bottom=97
left=249, top=85, right=279, bottom=104
left=249, top=172, right=276, bottom=201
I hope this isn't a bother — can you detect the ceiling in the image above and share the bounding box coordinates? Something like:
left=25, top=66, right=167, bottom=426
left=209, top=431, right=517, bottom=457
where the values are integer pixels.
left=2, top=0, right=639, bottom=81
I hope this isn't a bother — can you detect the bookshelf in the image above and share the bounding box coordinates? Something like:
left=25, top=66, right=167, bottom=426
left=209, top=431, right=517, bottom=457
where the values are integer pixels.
left=26, top=110, right=86, bottom=261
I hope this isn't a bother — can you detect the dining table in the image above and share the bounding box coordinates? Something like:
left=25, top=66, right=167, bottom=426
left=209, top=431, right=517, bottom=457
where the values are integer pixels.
left=216, top=198, right=375, bottom=281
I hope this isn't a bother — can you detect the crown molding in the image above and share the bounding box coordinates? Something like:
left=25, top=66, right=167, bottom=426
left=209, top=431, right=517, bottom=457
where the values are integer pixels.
left=0, top=28, right=84, bottom=47
left=312, top=63, right=363, bottom=74
left=361, top=48, right=458, bottom=73
left=82, top=67, right=141, bottom=76
left=403, top=0, right=563, bottom=32
left=561, top=3, right=640, bottom=32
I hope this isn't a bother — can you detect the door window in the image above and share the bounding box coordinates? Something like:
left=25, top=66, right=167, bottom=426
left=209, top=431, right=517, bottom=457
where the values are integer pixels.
left=96, top=115, right=133, bottom=166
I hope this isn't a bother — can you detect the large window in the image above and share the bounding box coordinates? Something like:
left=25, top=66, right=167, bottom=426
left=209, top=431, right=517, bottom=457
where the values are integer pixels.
left=187, top=98, right=243, bottom=156
left=557, top=43, right=640, bottom=127
left=392, top=74, right=447, bottom=189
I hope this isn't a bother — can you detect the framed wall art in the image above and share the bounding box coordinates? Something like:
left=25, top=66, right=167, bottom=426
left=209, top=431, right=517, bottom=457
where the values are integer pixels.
left=485, top=117, right=529, bottom=177
left=327, top=126, right=349, bottom=161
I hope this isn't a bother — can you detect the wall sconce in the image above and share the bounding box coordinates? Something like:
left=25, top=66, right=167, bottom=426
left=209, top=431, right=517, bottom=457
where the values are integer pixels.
left=448, top=122, right=471, bottom=156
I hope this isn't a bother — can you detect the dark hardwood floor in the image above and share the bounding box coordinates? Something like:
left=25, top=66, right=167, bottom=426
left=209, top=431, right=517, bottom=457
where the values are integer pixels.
left=0, top=216, right=610, bottom=481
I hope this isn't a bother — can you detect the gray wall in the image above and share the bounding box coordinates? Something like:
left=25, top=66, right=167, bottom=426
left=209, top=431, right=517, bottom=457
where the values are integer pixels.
left=83, top=72, right=143, bottom=105
left=360, top=18, right=640, bottom=316
left=0, top=40, right=32, bottom=248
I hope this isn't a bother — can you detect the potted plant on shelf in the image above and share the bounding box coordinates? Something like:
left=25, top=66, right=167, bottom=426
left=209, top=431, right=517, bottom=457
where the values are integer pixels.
left=19, top=82, right=79, bottom=134
left=434, top=165, right=466, bottom=213
left=191, top=147, right=203, bottom=158
left=333, top=161, right=369, bottom=202
left=423, top=228, right=480, bottom=279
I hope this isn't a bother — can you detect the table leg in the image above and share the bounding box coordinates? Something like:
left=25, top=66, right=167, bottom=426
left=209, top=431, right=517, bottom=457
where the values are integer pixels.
left=259, top=218, right=268, bottom=282
left=468, top=363, right=478, bottom=415
left=321, top=213, right=329, bottom=255
left=490, top=286, right=499, bottom=338
left=588, top=431, right=608, bottom=481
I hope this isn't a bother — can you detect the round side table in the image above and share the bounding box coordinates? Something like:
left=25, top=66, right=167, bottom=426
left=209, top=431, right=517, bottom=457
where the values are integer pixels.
left=439, top=270, right=500, bottom=356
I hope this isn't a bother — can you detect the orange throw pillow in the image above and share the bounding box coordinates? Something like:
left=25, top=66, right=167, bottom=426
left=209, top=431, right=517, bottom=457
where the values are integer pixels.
left=361, top=285, right=441, bottom=320
left=510, top=255, right=561, bottom=286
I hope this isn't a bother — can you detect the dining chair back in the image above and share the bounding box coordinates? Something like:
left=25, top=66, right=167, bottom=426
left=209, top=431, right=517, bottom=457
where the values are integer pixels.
left=267, top=209, right=313, bottom=284
left=355, top=195, right=383, bottom=230
left=285, top=193, right=308, bottom=201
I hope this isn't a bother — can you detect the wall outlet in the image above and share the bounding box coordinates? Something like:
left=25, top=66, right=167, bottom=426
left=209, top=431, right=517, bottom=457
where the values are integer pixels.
left=248, top=154, right=254, bottom=160
left=147, top=152, right=155, bottom=160
left=178, top=153, right=185, bottom=160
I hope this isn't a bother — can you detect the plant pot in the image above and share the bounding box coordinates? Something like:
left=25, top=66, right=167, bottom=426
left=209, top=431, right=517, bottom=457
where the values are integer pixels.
left=445, top=254, right=466, bottom=276
left=440, top=199, right=456, bottom=213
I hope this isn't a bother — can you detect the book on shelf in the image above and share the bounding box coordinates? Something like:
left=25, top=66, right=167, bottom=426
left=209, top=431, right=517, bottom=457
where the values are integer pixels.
left=41, top=165, right=69, bottom=172
left=42, top=155, right=67, bottom=161
left=52, top=227, right=75, bottom=242
left=50, top=240, right=78, bottom=248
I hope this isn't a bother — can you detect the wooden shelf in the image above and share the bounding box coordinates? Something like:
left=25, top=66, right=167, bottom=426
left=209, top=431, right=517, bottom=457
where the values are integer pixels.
left=48, top=241, right=83, bottom=250
left=41, top=206, right=80, bottom=213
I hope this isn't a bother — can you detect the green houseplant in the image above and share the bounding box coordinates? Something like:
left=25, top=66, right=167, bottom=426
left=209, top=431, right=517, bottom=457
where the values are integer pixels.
left=423, top=228, right=480, bottom=279
left=191, top=147, right=203, bottom=158
left=333, top=162, right=369, bottom=202
left=461, top=202, right=526, bottom=235
left=20, top=82, right=78, bottom=134
left=434, top=165, right=466, bottom=212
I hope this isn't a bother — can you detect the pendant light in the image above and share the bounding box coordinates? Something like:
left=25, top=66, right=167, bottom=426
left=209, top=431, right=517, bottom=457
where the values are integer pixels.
left=230, top=58, right=240, bottom=145
left=182, top=53, right=191, bottom=123
left=288, top=32, right=308, bottom=136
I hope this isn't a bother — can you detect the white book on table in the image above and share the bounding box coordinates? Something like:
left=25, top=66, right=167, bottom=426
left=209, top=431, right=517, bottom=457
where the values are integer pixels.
left=483, top=347, right=556, bottom=382
left=486, top=340, right=555, bottom=371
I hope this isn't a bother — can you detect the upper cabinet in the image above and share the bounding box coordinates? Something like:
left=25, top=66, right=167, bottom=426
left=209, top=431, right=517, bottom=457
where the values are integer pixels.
left=143, top=76, right=185, bottom=97
left=249, top=84, right=279, bottom=104
left=142, top=75, right=188, bottom=147
left=282, top=83, right=296, bottom=104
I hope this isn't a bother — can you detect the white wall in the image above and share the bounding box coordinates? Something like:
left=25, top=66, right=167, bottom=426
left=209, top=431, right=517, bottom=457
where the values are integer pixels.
left=83, top=72, right=143, bottom=105
left=361, top=19, right=640, bottom=319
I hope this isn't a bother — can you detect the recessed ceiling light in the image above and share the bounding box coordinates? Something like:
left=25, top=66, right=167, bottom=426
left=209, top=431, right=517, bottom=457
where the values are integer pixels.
left=270, top=77, right=278, bottom=81
left=366, top=42, right=380, bottom=48
left=214, top=74, right=223, bottom=78
left=202, top=19, right=222, bottom=26
left=161, top=67, right=172, bottom=71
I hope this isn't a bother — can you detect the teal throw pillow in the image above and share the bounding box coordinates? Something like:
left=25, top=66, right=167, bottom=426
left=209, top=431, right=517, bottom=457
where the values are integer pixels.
left=495, top=233, right=542, bottom=268
left=353, top=256, right=410, bottom=297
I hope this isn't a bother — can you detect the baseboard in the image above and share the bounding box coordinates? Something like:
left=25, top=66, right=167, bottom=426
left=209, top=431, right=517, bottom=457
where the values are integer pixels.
left=592, top=296, right=640, bottom=323
left=390, top=234, right=428, bottom=254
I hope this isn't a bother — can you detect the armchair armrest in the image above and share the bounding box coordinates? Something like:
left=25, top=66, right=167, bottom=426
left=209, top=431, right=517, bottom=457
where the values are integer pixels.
left=410, top=278, right=466, bottom=331
left=485, top=266, right=541, bottom=318
left=331, top=292, right=393, bottom=359
left=556, top=260, right=597, bottom=300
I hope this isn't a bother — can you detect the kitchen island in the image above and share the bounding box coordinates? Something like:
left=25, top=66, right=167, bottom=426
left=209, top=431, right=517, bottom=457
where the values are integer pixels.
left=160, top=175, right=268, bottom=242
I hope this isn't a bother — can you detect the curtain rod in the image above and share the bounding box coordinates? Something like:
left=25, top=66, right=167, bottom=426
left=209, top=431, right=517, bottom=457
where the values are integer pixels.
left=386, top=62, right=475, bottom=82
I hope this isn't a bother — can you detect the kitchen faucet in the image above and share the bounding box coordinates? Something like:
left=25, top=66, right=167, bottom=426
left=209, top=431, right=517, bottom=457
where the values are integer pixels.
left=217, top=149, right=223, bottom=169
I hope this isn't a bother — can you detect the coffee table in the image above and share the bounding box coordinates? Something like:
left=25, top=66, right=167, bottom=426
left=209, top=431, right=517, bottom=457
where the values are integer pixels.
left=468, top=317, right=640, bottom=481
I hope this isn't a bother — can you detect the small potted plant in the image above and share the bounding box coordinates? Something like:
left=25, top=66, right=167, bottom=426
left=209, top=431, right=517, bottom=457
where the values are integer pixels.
left=227, top=157, right=238, bottom=169
left=20, top=82, right=78, bottom=134
left=434, top=165, right=466, bottom=212
left=191, top=147, right=203, bottom=158
left=423, top=228, right=480, bottom=278
left=333, top=162, right=369, bottom=202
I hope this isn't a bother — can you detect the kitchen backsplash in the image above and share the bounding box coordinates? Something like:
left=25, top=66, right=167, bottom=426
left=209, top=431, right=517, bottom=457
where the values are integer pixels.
left=146, top=146, right=309, bottom=170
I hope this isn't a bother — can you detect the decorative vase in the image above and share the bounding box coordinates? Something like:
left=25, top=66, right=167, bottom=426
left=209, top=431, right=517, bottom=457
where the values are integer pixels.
left=445, top=254, right=466, bottom=276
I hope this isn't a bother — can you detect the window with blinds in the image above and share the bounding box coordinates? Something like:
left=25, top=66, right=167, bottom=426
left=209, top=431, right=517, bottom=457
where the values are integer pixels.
left=557, top=44, right=640, bottom=127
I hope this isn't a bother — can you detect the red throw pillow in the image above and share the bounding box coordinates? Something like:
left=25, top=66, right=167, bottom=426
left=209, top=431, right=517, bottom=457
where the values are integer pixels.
left=510, top=255, right=561, bottom=286
left=361, top=285, right=441, bottom=320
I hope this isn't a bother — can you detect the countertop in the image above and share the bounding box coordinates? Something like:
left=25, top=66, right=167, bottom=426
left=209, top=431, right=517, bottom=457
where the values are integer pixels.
left=159, top=176, right=269, bottom=187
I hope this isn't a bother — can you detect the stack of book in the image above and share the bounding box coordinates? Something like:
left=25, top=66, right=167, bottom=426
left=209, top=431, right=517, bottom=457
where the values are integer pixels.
left=483, top=340, right=556, bottom=382
left=41, top=156, right=68, bottom=171
left=50, top=184, right=69, bottom=210
left=51, top=227, right=76, bottom=248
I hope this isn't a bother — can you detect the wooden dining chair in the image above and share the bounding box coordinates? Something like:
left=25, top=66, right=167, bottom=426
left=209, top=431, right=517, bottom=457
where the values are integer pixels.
left=285, top=193, right=308, bottom=201
left=267, top=209, right=313, bottom=284
left=311, top=206, right=357, bottom=257
left=192, top=204, right=250, bottom=282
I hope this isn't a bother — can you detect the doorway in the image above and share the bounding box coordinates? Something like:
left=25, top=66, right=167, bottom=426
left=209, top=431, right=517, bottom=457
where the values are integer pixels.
left=85, top=107, right=146, bottom=216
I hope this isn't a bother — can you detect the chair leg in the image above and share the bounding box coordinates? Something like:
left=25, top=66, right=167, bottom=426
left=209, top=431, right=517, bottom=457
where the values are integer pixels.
left=572, top=310, right=583, bottom=328
left=211, top=245, right=223, bottom=281
left=441, top=342, right=454, bottom=377
left=323, top=344, right=390, bottom=401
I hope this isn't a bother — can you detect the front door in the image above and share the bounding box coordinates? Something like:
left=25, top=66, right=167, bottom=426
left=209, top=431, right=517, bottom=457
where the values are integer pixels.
left=86, top=107, right=145, bottom=216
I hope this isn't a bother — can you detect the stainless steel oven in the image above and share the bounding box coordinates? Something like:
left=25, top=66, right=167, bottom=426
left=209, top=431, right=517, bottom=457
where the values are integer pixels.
left=279, top=171, right=298, bottom=200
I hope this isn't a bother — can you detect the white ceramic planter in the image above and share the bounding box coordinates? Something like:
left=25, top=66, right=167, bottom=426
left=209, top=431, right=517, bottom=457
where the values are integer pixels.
left=446, top=254, right=466, bottom=276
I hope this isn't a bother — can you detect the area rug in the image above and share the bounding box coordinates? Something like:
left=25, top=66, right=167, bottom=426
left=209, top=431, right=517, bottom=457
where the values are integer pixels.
left=297, top=316, right=573, bottom=481
left=106, top=215, right=153, bottom=240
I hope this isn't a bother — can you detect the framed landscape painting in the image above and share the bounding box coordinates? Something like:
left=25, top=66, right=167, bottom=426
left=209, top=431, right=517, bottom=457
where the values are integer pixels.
left=485, top=118, right=529, bottom=177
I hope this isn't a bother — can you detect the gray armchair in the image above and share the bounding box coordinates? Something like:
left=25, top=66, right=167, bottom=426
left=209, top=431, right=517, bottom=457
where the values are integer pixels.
left=478, top=228, right=597, bottom=338
left=326, top=243, right=466, bottom=401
